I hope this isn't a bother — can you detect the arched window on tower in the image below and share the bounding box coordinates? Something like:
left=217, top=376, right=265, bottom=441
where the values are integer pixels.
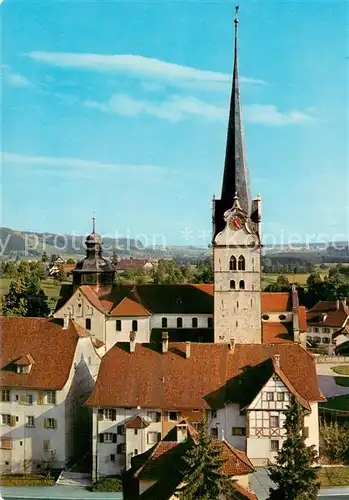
left=230, top=280, right=235, bottom=289
left=238, top=255, right=245, bottom=271
left=229, top=256, right=237, bottom=271
left=239, top=280, right=245, bottom=290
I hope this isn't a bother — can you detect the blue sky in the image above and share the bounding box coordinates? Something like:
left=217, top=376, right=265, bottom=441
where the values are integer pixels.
left=1, top=0, right=348, bottom=247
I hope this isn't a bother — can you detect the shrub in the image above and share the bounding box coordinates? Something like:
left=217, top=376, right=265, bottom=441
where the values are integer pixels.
left=92, top=476, right=122, bottom=492
left=321, top=421, right=349, bottom=463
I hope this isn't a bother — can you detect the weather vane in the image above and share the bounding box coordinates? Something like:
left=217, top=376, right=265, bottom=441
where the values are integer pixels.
left=235, top=5, right=239, bottom=24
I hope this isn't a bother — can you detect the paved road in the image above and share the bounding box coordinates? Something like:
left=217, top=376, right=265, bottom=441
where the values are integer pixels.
left=0, top=486, right=123, bottom=499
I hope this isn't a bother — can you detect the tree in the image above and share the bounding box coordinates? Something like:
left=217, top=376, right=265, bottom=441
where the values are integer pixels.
left=268, top=395, right=320, bottom=500
left=1, top=276, right=50, bottom=317
left=176, top=416, right=236, bottom=499
left=54, top=268, right=66, bottom=283
left=2, top=261, right=18, bottom=278
left=17, top=260, right=31, bottom=277
left=265, top=275, right=291, bottom=293
left=41, top=251, right=49, bottom=263
left=66, top=258, right=76, bottom=264
left=30, top=261, right=48, bottom=280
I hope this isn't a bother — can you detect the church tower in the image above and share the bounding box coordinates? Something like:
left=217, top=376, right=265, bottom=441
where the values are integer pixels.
left=213, top=7, right=262, bottom=344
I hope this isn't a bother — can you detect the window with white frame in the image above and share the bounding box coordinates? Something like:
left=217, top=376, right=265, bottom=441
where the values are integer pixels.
left=270, top=440, right=279, bottom=451
left=104, top=409, right=116, bottom=420
left=104, top=433, right=113, bottom=443
left=270, top=416, right=279, bottom=428
left=147, top=411, right=160, bottom=422
left=277, top=392, right=285, bottom=402
left=27, top=394, right=33, bottom=405
left=323, top=338, right=330, bottom=344
left=147, top=432, right=159, bottom=444
left=1, top=414, right=11, bottom=425
left=210, top=427, right=218, bottom=438
left=323, top=327, right=331, bottom=333
left=1, top=390, right=10, bottom=402
left=46, top=418, right=57, bottom=429
left=168, top=411, right=179, bottom=421
left=26, top=416, right=35, bottom=427
left=46, top=391, right=56, bottom=405
left=266, top=392, right=274, bottom=401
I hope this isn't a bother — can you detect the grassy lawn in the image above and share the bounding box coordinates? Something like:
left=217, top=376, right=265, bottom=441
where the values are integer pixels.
left=335, top=377, right=349, bottom=387
left=319, top=466, right=349, bottom=487
left=0, top=473, right=55, bottom=486
left=320, top=394, right=349, bottom=411
left=332, top=366, right=349, bottom=376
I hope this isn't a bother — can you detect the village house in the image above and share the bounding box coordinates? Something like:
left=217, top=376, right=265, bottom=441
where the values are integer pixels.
left=85, top=340, right=323, bottom=478
left=128, top=420, right=257, bottom=499
left=0, top=317, right=101, bottom=473
left=306, top=299, right=349, bottom=351
left=115, top=258, right=155, bottom=274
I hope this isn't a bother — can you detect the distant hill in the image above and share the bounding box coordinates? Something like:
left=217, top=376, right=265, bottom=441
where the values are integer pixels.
left=0, top=227, right=143, bottom=258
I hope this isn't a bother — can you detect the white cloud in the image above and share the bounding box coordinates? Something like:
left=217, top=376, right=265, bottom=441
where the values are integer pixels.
left=85, top=93, right=226, bottom=122
left=85, top=92, right=316, bottom=125
left=2, top=152, right=173, bottom=177
left=26, top=52, right=267, bottom=90
left=244, top=104, right=315, bottom=125
left=1, top=65, right=33, bottom=87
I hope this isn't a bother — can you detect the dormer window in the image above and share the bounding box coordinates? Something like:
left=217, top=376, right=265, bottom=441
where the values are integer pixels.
left=14, top=354, right=35, bottom=374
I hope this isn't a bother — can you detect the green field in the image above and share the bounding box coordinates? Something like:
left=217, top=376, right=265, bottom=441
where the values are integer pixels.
left=332, top=366, right=349, bottom=376
left=0, top=277, right=65, bottom=311
left=319, top=466, right=349, bottom=487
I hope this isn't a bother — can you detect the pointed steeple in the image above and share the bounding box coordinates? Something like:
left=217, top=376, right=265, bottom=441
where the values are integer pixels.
left=221, top=6, right=251, bottom=215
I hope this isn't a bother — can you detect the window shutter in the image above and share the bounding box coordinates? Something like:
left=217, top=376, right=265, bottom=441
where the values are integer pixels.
left=112, top=433, right=117, bottom=443
left=99, top=433, right=104, bottom=443
left=117, top=425, right=124, bottom=435
left=157, top=432, right=161, bottom=442
left=53, top=419, right=57, bottom=430
left=156, top=412, right=161, bottom=422
left=98, top=409, right=104, bottom=421
left=117, top=443, right=121, bottom=454
left=20, top=395, right=26, bottom=405
left=112, top=409, right=116, bottom=421
left=44, top=418, right=48, bottom=429
left=10, top=415, right=16, bottom=427
left=302, top=427, right=309, bottom=438
left=38, top=392, right=44, bottom=405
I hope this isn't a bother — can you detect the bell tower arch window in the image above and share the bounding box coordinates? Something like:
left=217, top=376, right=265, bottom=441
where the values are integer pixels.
left=239, top=280, right=245, bottom=290
left=229, top=256, right=237, bottom=271
left=238, top=255, right=245, bottom=271
left=230, top=280, right=236, bottom=289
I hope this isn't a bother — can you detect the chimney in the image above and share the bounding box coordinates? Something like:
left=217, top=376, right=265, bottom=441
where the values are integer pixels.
left=273, top=354, right=280, bottom=369
left=129, top=331, right=136, bottom=353
left=291, top=284, right=299, bottom=309
left=336, top=300, right=340, bottom=311
left=63, top=315, right=69, bottom=330
left=162, top=332, right=169, bottom=353
left=185, top=341, right=191, bottom=359
left=228, top=338, right=235, bottom=352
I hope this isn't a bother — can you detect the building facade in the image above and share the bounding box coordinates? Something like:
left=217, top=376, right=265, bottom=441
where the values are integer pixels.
left=0, top=318, right=101, bottom=473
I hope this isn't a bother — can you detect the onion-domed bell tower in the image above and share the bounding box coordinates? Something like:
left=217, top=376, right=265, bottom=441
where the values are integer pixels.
left=72, top=218, right=115, bottom=289
left=212, top=7, right=262, bottom=344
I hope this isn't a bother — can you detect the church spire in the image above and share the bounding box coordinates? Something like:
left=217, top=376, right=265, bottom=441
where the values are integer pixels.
left=221, top=6, right=251, bottom=215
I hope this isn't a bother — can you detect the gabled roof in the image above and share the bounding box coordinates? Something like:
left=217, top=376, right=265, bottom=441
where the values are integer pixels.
left=14, top=353, right=36, bottom=366
left=109, top=296, right=151, bottom=317
left=307, top=300, right=349, bottom=328
left=0, top=318, right=87, bottom=390
left=262, top=322, right=293, bottom=344
left=85, top=343, right=323, bottom=410
left=125, top=414, right=150, bottom=429
left=261, top=292, right=292, bottom=312
left=131, top=424, right=255, bottom=499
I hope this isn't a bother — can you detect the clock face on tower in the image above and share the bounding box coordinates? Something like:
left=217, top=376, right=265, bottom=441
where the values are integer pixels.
left=229, top=215, right=243, bottom=231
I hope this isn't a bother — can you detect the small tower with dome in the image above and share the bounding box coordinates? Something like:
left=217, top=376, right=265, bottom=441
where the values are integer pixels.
left=72, top=218, right=115, bottom=288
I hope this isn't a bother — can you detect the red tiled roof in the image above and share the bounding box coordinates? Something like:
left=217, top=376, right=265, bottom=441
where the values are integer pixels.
left=85, top=343, right=323, bottom=409
left=79, top=286, right=108, bottom=314
left=307, top=300, right=349, bottom=328
left=232, top=483, right=257, bottom=500
left=14, top=354, right=36, bottom=366
left=92, top=339, right=105, bottom=349
left=0, top=318, right=83, bottom=390
left=109, top=296, right=151, bottom=317
left=216, top=440, right=254, bottom=476
left=125, top=414, right=150, bottom=429
left=296, top=306, right=307, bottom=331
left=261, top=292, right=292, bottom=312
left=192, top=284, right=214, bottom=296
left=262, top=322, right=293, bottom=344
